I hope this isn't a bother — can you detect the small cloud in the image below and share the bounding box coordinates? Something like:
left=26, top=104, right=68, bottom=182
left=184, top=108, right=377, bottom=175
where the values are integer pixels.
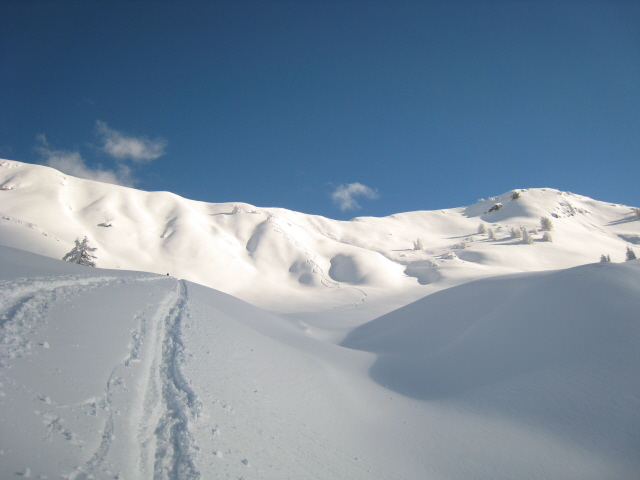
left=331, top=182, right=379, bottom=211
left=36, top=134, right=133, bottom=186
left=96, top=120, right=167, bottom=162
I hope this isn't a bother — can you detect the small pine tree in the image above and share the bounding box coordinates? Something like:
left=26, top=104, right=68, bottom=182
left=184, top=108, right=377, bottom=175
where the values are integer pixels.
left=477, top=223, right=486, bottom=234
left=521, top=227, right=534, bottom=244
left=626, top=246, right=637, bottom=261
left=510, top=227, right=522, bottom=239
left=542, top=232, right=553, bottom=243
left=62, top=236, right=97, bottom=267
left=413, top=238, right=424, bottom=250
left=540, top=216, right=554, bottom=231
left=487, top=228, right=497, bottom=240
left=600, top=254, right=611, bottom=263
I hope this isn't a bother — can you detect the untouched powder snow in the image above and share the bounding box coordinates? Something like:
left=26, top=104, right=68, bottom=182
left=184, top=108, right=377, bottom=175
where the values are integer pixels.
left=1, top=159, right=640, bottom=478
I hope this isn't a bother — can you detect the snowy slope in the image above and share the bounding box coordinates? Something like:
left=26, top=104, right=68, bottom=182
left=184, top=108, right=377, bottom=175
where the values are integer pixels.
left=1, top=246, right=639, bottom=479
left=1, top=159, right=638, bottom=322
left=1, top=159, right=640, bottom=478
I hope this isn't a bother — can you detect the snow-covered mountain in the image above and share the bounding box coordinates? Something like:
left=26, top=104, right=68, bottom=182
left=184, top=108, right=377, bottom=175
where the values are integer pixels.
left=1, top=159, right=638, bottom=319
left=1, top=159, right=639, bottom=479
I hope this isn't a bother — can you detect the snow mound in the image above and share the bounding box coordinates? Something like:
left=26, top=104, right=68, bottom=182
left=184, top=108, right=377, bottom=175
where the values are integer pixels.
left=343, top=260, right=640, bottom=468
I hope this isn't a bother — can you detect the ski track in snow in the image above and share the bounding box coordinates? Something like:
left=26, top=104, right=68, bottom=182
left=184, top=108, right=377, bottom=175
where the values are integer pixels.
left=267, top=214, right=367, bottom=309
left=148, top=280, right=202, bottom=480
left=0, top=273, right=203, bottom=479
left=74, top=278, right=202, bottom=479
left=0, top=273, right=166, bottom=363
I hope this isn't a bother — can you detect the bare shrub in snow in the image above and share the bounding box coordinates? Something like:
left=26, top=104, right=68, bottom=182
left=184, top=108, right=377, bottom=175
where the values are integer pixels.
left=486, top=203, right=502, bottom=213
left=600, top=254, right=611, bottom=263
left=487, top=228, right=497, bottom=240
left=542, top=232, right=553, bottom=243
left=511, top=191, right=521, bottom=200
left=626, top=247, right=637, bottom=261
left=540, top=216, right=554, bottom=231
left=457, top=240, right=468, bottom=249
left=477, top=223, right=486, bottom=234
left=510, top=227, right=522, bottom=239
left=413, top=238, right=424, bottom=250
left=521, top=228, right=534, bottom=244
left=62, top=236, right=97, bottom=267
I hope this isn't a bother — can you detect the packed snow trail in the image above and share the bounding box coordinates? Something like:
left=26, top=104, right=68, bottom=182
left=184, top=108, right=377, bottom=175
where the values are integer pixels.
left=149, top=280, right=202, bottom=480
left=0, top=269, right=203, bottom=479
left=0, top=273, right=166, bottom=362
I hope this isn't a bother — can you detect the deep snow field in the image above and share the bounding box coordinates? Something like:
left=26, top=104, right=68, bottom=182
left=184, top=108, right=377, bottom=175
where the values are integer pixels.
left=1, top=159, right=639, bottom=479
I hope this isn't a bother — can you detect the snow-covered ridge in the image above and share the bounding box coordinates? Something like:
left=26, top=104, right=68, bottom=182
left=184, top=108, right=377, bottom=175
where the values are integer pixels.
left=0, top=159, right=638, bottom=316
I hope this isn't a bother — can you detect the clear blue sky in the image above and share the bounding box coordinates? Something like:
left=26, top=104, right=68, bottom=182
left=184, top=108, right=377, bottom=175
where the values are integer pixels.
left=1, top=1, right=639, bottom=219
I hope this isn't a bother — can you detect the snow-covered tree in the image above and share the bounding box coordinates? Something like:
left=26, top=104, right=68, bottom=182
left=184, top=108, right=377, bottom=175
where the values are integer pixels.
left=413, top=238, right=424, bottom=250
left=511, top=191, right=521, bottom=200
left=540, top=216, right=554, bottom=231
left=510, top=227, right=522, bottom=239
left=626, top=246, right=637, bottom=261
left=477, top=223, right=486, bottom=234
left=521, top=227, right=534, bottom=244
left=634, top=208, right=640, bottom=219
left=542, top=232, right=553, bottom=243
left=600, top=254, right=611, bottom=263
left=62, top=236, right=97, bottom=267
left=487, top=228, right=497, bottom=240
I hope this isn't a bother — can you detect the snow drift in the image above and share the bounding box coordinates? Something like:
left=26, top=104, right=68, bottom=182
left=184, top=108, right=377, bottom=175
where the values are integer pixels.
left=343, top=262, right=640, bottom=466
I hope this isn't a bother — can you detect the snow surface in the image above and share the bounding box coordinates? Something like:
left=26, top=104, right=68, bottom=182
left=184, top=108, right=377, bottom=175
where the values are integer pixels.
left=1, top=159, right=640, bottom=478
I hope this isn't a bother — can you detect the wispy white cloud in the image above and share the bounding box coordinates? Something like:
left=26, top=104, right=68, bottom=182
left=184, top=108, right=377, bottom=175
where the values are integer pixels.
left=96, top=121, right=167, bottom=162
left=36, top=134, right=133, bottom=186
left=331, top=182, right=379, bottom=211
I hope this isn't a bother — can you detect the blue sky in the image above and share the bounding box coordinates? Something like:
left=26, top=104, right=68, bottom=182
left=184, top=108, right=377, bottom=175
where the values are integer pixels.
left=1, top=1, right=639, bottom=219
